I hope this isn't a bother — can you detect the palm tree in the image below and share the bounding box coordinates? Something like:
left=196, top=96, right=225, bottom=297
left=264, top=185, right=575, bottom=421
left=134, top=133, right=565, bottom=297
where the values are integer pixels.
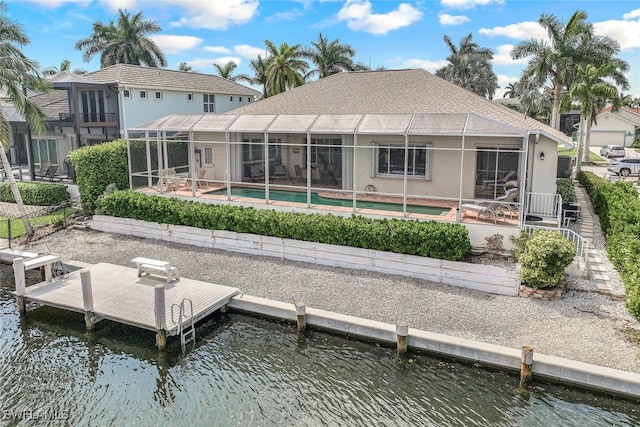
left=243, top=55, right=271, bottom=98
left=75, top=9, right=167, bottom=68
left=570, top=63, right=622, bottom=171
left=503, top=82, right=518, bottom=98
left=0, top=2, right=49, bottom=237
left=178, top=62, right=192, bottom=72
left=264, top=40, right=309, bottom=97
left=305, top=33, right=356, bottom=79
left=212, top=61, right=250, bottom=82
left=43, top=59, right=87, bottom=76
left=435, top=33, right=498, bottom=99
left=511, top=10, right=626, bottom=130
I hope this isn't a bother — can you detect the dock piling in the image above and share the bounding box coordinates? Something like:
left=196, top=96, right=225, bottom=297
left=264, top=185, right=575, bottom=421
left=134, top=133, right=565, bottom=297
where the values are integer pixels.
left=396, top=321, right=409, bottom=354
left=295, top=302, right=307, bottom=332
left=13, top=257, right=26, bottom=315
left=155, top=285, right=167, bottom=349
left=80, top=270, right=95, bottom=330
left=520, top=346, right=534, bottom=384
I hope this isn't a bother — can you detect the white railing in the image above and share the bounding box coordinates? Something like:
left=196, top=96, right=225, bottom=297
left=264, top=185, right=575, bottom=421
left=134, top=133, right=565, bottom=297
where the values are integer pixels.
left=525, top=192, right=563, bottom=226
left=523, top=224, right=590, bottom=269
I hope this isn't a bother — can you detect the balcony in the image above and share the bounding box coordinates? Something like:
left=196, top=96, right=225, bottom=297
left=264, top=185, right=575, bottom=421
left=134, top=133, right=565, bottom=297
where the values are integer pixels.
left=58, top=112, right=118, bottom=125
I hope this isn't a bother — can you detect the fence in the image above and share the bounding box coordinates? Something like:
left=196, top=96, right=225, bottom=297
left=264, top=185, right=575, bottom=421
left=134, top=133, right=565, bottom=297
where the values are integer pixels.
left=0, top=202, right=73, bottom=249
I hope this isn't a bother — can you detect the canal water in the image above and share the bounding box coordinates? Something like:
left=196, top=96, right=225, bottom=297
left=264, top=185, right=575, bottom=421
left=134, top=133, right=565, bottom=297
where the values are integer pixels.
left=1, top=268, right=639, bottom=426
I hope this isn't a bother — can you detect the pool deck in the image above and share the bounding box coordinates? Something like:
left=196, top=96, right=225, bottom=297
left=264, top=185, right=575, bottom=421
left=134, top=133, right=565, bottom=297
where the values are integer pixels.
left=18, top=262, right=240, bottom=338
left=140, top=184, right=519, bottom=226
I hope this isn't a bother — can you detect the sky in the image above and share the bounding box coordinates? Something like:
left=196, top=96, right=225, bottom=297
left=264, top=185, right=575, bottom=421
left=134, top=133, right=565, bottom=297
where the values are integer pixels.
left=5, top=0, right=640, bottom=98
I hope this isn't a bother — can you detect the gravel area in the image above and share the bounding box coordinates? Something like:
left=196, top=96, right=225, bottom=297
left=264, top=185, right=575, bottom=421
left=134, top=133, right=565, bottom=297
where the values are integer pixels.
left=23, top=214, right=640, bottom=373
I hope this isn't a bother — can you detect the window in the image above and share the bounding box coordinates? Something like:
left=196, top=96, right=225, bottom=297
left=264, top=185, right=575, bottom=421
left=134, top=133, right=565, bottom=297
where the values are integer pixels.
left=187, top=93, right=193, bottom=102
left=230, top=95, right=234, bottom=102
left=248, top=97, right=252, bottom=103
left=239, top=96, right=242, bottom=102
left=123, top=89, right=131, bottom=98
left=80, top=89, right=106, bottom=122
left=376, top=144, right=429, bottom=178
left=476, top=147, right=520, bottom=198
left=155, top=91, right=162, bottom=100
left=203, top=94, right=215, bottom=112
left=140, top=90, right=147, bottom=100
left=204, top=147, right=213, bottom=165
left=31, top=138, right=58, bottom=168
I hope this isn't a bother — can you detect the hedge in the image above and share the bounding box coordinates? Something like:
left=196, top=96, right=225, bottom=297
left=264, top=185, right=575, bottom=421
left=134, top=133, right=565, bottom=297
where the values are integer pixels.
left=578, top=171, right=640, bottom=319
left=0, top=182, right=70, bottom=206
left=68, top=140, right=129, bottom=213
left=98, top=190, right=472, bottom=261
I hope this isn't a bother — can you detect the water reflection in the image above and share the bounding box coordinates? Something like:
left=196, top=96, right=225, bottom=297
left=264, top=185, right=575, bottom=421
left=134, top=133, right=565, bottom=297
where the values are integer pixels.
left=0, top=268, right=638, bottom=426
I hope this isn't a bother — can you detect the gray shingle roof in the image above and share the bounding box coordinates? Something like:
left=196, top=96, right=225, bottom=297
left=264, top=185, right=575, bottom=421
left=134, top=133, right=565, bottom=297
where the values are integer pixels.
left=86, top=63, right=260, bottom=97
left=230, top=69, right=569, bottom=142
left=30, top=90, right=69, bottom=120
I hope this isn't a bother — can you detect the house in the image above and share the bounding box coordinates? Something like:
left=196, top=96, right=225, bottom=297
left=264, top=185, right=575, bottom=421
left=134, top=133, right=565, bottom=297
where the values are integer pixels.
left=584, top=106, right=640, bottom=147
left=5, top=64, right=260, bottom=179
left=127, top=69, right=572, bottom=244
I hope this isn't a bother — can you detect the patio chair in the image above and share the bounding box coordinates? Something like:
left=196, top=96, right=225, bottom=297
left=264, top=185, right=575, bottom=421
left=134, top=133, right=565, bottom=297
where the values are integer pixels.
left=460, top=203, right=502, bottom=224
left=293, top=164, right=304, bottom=183
left=195, top=169, right=207, bottom=188
left=36, top=162, right=51, bottom=179
left=44, top=165, right=58, bottom=182
left=482, top=170, right=516, bottom=192
left=270, top=164, right=286, bottom=181
left=250, top=165, right=264, bottom=182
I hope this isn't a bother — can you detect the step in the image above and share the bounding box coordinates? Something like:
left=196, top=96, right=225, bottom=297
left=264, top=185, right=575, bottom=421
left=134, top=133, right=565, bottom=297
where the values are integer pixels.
left=592, top=272, right=610, bottom=281
left=590, top=264, right=607, bottom=272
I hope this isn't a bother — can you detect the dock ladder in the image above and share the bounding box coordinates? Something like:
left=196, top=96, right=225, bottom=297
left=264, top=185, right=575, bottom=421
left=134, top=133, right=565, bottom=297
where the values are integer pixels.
left=171, top=298, right=195, bottom=352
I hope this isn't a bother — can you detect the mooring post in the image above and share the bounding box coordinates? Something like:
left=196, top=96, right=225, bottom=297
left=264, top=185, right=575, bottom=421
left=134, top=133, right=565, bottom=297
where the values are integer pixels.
left=13, top=257, right=26, bottom=315
left=154, top=285, right=167, bottom=349
left=295, top=302, right=307, bottom=332
left=80, top=270, right=95, bottom=330
left=520, top=346, right=534, bottom=384
left=396, top=321, right=409, bottom=354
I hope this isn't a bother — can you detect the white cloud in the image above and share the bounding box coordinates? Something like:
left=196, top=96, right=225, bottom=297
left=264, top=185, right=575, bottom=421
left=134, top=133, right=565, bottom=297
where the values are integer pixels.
left=336, top=0, right=422, bottom=35
left=438, top=13, right=469, bottom=26
left=167, top=0, right=259, bottom=30
left=150, top=35, right=202, bottom=54
left=403, top=58, right=448, bottom=73
left=24, top=0, right=90, bottom=7
left=492, top=44, right=528, bottom=66
left=265, top=10, right=304, bottom=23
left=479, top=21, right=548, bottom=41
left=99, top=0, right=136, bottom=11
left=212, top=56, right=243, bottom=67
left=440, top=0, right=503, bottom=10
left=233, top=44, right=266, bottom=58
left=594, top=15, right=640, bottom=51
left=204, top=46, right=232, bottom=54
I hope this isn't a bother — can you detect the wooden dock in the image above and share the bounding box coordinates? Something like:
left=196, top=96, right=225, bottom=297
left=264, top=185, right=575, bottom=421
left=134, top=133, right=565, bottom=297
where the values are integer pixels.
left=16, top=262, right=240, bottom=345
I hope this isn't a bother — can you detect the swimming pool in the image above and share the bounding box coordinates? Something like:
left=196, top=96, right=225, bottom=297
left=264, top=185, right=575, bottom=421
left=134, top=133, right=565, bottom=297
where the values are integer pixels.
left=206, top=187, right=450, bottom=216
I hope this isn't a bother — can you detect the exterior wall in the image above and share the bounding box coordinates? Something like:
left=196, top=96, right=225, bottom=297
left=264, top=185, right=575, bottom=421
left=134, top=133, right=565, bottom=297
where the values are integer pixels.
left=529, top=136, right=557, bottom=194
left=123, top=89, right=253, bottom=129
left=589, top=114, right=635, bottom=146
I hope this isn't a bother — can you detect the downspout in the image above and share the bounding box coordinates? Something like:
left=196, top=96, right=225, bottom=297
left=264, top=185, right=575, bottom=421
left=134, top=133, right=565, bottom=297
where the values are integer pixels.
left=306, top=132, right=311, bottom=208
left=264, top=131, right=269, bottom=205
left=520, top=132, right=533, bottom=228
left=119, top=87, right=128, bottom=139
left=457, top=114, right=471, bottom=221
left=189, top=131, right=195, bottom=197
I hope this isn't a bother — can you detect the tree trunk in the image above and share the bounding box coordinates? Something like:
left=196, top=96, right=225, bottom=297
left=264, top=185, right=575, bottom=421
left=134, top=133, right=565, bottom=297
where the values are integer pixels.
left=574, top=116, right=586, bottom=176
left=550, top=83, right=563, bottom=130
left=0, top=149, right=34, bottom=237
left=582, top=118, right=593, bottom=164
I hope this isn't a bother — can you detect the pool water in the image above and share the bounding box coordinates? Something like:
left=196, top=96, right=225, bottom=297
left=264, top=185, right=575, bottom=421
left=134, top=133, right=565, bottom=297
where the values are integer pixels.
left=207, top=187, right=450, bottom=216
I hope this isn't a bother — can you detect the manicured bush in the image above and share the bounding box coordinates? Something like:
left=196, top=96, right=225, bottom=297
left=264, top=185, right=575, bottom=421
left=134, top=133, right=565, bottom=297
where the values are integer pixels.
left=0, top=182, right=70, bottom=206
left=578, top=170, right=640, bottom=319
left=519, top=230, right=575, bottom=289
left=68, top=140, right=129, bottom=213
left=556, top=178, right=576, bottom=203
left=98, top=190, right=472, bottom=261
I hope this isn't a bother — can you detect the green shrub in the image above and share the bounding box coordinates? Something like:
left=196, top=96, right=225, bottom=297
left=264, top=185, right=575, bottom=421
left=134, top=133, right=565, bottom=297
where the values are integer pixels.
left=631, top=139, right=640, bottom=149
left=509, top=229, right=529, bottom=262
left=519, top=230, right=575, bottom=289
left=556, top=178, right=576, bottom=203
left=98, top=190, right=472, bottom=261
left=578, top=170, right=640, bottom=319
left=68, top=140, right=129, bottom=213
left=0, top=182, right=70, bottom=205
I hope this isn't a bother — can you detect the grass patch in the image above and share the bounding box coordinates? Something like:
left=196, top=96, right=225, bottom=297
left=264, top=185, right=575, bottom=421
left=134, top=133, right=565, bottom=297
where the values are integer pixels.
left=557, top=146, right=605, bottom=162
left=0, top=208, right=78, bottom=239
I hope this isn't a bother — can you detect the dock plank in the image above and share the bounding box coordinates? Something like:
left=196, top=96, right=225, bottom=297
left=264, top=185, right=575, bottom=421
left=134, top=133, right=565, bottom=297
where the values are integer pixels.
left=22, top=262, right=240, bottom=336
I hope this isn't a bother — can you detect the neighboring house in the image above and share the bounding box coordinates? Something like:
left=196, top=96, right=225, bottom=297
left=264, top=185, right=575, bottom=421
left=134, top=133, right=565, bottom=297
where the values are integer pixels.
left=584, top=106, right=640, bottom=147
left=5, top=64, right=260, bottom=178
left=128, top=69, right=572, bottom=243
left=86, top=64, right=261, bottom=135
